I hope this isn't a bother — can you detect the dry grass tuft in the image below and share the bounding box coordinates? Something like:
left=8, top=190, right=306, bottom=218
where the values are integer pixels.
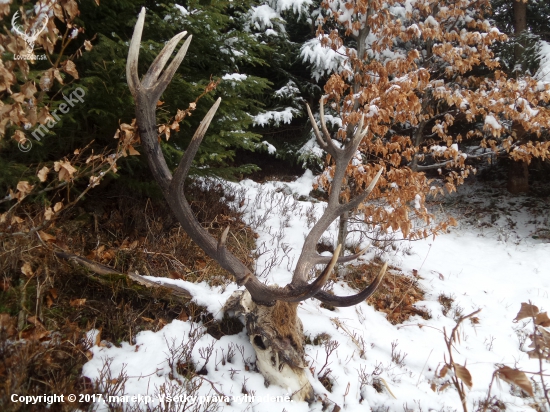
left=0, top=182, right=253, bottom=411
left=342, top=261, right=431, bottom=324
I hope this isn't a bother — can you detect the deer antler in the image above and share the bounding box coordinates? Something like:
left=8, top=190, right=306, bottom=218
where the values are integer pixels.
left=127, top=8, right=386, bottom=307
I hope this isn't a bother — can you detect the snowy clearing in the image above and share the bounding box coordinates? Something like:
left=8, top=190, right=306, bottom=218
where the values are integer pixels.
left=83, top=172, right=550, bottom=411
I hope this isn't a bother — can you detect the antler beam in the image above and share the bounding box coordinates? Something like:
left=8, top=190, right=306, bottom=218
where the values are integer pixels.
left=127, top=8, right=386, bottom=308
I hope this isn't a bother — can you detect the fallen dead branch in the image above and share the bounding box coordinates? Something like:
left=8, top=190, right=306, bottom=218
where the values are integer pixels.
left=55, top=251, right=192, bottom=302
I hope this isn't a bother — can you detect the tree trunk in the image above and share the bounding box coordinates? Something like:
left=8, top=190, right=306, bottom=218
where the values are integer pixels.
left=513, top=0, right=527, bottom=59
left=506, top=5, right=529, bottom=193
left=507, top=159, right=529, bottom=194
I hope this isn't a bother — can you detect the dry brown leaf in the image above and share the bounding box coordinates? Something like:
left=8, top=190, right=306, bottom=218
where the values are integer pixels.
left=89, top=175, right=101, bottom=188
left=514, top=302, right=539, bottom=322
left=439, top=382, right=451, bottom=392
left=38, top=230, right=56, bottom=242
left=11, top=215, right=24, bottom=224
left=54, top=160, right=77, bottom=182
left=53, top=201, right=63, bottom=212
left=10, top=93, right=26, bottom=110
left=63, top=0, right=79, bottom=20
left=46, top=295, right=54, bottom=308
left=23, top=328, right=50, bottom=341
left=101, top=250, right=115, bottom=261
left=40, top=69, right=54, bottom=91
left=27, top=316, right=46, bottom=329
left=496, top=366, right=533, bottom=396
left=37, top=166, right=50, bottom=182
left=21, top=262, right=34, bottom=277
left=453, top=363, right=472, bottom=388
left=128, top=145, right=140, bottom=156
left=535, top=312, right=550, bottom=327
left=53, top=69, right=64, bottom=85
left=196, top=259, right=206, bottom=270
left=21, top=82, right=37, bottom=99
left=157, top=318, right=168, bottom=329
left=44, top=207, right=54, bottom=221
left=439, top=364, right=449, bottom=378
left=539, top=326, right=550, bottom=344
left=61, top=60, right=79, bottom=79
left=52, top=3, right=64, bottom=20
left=16, top=180, right=34, bottom=198
left=84, top=40, right=93, bottom=51
left=70, top=298, right=86, bottom=307
left=0, top=313, right=16, bottom=337
left=178, top=309, right=188, bottom=321
left=94, top=329, right=102, bottom=346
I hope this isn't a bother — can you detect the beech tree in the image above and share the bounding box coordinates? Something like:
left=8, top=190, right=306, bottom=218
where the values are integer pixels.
left=299, top=0, right=550, bottom=247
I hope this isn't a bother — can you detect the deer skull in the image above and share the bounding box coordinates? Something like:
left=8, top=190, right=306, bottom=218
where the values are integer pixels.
left=224, top=290, right=314, bottom=402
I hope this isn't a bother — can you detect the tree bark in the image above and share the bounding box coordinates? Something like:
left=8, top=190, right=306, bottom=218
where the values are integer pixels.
left=513, top=0, right=527, bottom=60
left=507, top=159, right=529, bottom=194
left=513, top=0, right=527, bottom=63
left=507, top=1, right=529, bottom=193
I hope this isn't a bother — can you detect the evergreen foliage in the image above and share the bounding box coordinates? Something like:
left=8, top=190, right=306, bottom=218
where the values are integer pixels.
left=0, top=0, right=319, bottom=200
left=491, top=0, right=550, bottom=75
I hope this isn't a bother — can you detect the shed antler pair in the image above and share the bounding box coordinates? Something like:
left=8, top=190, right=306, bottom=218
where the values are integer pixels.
left=127, top=8, right=386, bottom=307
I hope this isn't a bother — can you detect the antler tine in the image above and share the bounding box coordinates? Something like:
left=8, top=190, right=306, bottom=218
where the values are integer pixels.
left=314, top=262, right=388, bottom=307
left=318, top=96, right=339, bottom=154
left=172, top=97, right=222, bottom=185
left=292, top=101, right=381, bottom=286
left=127, top=7, right=146, bottom=97
left=305, top=102, right=328, bottom=150
left=287, top=243, right=341, bottom=298
left=314, top=244, right=369, bottom=265
left=352, top=114, right=368, bottom=147
left=143, top=31, right=189, bottom=88
left=336, top=167, right=383, bottom=215
left=218, top=226, right=230, bottom=251
left=156, top=35, right=192, bottom=90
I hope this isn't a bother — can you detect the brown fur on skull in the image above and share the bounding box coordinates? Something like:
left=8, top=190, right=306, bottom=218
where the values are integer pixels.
left=224, top=290, right=313, bottom=402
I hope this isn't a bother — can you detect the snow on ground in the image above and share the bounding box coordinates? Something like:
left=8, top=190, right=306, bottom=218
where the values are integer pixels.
left=82, top=171, right=550, bottom=411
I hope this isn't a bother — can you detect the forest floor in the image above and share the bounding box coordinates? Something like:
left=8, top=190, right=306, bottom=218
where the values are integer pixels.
left=2, top=166, right=550, bottom=412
